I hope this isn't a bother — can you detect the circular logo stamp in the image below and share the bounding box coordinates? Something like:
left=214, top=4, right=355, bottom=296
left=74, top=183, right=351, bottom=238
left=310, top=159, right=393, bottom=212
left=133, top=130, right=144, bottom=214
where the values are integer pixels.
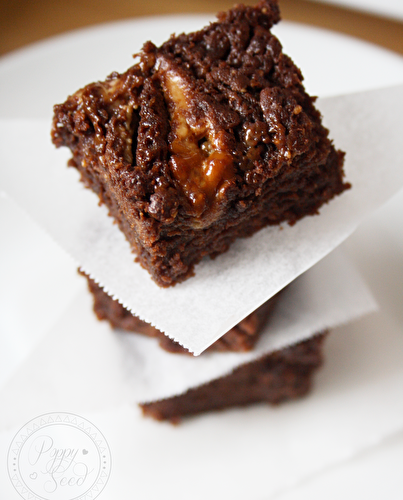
left=7, top=412, right=111, bottom=500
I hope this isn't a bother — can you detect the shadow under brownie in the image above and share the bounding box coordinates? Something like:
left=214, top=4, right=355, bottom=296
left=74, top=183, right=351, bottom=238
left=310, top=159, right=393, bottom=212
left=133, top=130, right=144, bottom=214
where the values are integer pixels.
left=52, top=0, right=349, bottom=287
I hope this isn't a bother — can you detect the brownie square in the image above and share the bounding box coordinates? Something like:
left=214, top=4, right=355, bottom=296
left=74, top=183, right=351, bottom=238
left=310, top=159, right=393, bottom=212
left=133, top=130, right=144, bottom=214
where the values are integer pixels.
left=84, top=273, right=280, bottom=354
left=52, top=0, right=349, bottom=286
left=140, top=333, right=327, bottom=422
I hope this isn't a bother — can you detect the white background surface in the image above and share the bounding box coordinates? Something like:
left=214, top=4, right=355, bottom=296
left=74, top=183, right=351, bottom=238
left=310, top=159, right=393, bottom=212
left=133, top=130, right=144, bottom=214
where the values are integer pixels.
left=1, top=16, right=403, bottom=499
left=307, top=0, right=403, bottom=21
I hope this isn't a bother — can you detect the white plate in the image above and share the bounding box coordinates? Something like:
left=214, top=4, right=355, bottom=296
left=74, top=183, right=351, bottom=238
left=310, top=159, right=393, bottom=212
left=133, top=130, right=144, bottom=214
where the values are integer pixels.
left=1, top=16, right=403, bottom=500
left=306, top=0, right=403, bottom=21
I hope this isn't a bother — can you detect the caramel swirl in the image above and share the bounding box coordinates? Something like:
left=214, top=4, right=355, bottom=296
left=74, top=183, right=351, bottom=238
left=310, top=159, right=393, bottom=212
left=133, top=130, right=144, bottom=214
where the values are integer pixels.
left=158, top=58, right=235, bottom=220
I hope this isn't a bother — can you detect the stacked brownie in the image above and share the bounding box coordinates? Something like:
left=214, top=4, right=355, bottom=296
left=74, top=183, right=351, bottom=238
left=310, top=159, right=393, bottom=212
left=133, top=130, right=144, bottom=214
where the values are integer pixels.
left=85, top=274, right=281, bottom=354
left=84, top=274, right=327, bottom=421
left=52, top=0, right=348, bottom=420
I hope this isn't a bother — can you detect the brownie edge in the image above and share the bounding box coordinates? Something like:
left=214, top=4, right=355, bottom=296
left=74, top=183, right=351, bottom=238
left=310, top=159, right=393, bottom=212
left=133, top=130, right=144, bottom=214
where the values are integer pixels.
left=83, top=272, right=280, bottom=354
left=140, top=333, right=327, bottom=422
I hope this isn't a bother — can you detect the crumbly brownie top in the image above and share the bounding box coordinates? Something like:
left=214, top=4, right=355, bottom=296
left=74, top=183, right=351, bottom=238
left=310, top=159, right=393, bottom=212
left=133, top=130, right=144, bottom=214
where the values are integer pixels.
left=52, top=0, right=341, bottom=229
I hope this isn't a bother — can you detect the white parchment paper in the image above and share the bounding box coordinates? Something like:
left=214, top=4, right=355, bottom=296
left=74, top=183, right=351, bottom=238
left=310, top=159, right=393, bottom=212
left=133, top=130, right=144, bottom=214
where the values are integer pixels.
left=0, top=249, right=376, bottom=408
left=0, top=84, right=402, bottom=354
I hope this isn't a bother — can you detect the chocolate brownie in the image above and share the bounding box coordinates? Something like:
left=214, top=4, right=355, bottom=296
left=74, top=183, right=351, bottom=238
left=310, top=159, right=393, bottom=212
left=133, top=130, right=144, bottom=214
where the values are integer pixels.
left=52, top=0, right=349, bottom=287
left=141, top=333, right=327, bottom=422
left=84, top=273, right=280, bottom=353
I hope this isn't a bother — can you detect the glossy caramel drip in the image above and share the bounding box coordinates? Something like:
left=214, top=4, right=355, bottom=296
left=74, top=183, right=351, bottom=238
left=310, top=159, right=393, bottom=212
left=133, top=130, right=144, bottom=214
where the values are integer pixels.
left=158, top=59, right=235, bottom=219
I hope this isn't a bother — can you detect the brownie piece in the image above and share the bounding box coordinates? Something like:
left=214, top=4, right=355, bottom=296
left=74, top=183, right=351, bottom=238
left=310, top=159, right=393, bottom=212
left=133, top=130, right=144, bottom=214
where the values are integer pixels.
left=141, top=333, right=327, bottom=422
left=84, top=273, right=279, bottom=353
left=52, top=0, right=349, bottom=287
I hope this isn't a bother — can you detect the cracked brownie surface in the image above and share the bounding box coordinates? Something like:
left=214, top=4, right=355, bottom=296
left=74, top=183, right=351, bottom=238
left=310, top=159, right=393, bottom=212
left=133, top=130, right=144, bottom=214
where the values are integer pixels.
left=52, top=0, right=349, bottom=287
